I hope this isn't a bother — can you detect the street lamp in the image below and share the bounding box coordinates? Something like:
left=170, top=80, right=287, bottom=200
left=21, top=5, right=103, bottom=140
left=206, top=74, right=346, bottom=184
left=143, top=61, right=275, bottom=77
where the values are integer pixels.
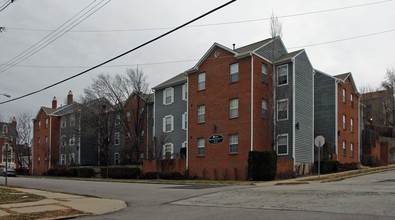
left=1, top=93, right=11, bottom=98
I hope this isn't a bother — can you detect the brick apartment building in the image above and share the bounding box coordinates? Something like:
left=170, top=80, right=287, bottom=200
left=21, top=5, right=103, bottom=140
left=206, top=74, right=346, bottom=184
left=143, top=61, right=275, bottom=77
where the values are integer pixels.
left=0, top=118, right=18, bottom=169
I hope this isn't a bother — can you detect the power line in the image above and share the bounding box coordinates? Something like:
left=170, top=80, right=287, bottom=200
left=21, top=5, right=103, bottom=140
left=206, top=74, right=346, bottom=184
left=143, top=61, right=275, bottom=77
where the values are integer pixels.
left=4, top=0, right=393, bottom=33
left=0, top=0, right=236, bottom=105
left=0, top=0, right=12, bottom=13
left=0, top=0, right=110, bottom=74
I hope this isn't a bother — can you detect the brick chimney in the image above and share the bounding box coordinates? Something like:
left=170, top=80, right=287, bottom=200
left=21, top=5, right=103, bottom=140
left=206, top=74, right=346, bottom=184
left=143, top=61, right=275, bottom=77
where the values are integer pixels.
left=52, top=96, right=57, bottom=109
left=12, top=117, right=17, bottom=128
left=67, top=90, right=73, bottom=105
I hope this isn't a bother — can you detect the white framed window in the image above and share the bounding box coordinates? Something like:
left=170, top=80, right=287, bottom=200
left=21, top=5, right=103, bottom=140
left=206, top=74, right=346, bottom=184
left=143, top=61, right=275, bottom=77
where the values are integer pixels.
left=230, top=63, right=239, bottom=83
left=198, top=73, right=205, bottom=91
left=70, top=114, right=75, bottom=126
left=45, top=155, right=48, bottom=164
left=262, top=63, right=267, bottom=83
left=277, top=99, right=288, bottom=121
left=229, top=134, right=238, bottom=154
left=115, top=114, right=120, bottom=125
left=197, top=138, right=205, bottom=156
left=38, top=121, right=41, bottom=130
left=182, top=83, right=188, bottom=101
left=37, top=156, right=40, bottom=165
left=140, top=130, right=145, bottom=143
left=343, top=115, right=346, bottom=130
left=140, top=152, right=144, bottom=160
left=38, top=138, right=41, bottom=148
left=198, top=105, right=205, bottom=123
left=262, top=99, right=268, bottom=118
left=69, top=153, right=75, bottom=164
left=277, top=134, right=288, bottom=155
left=182, top=112, right=188, bottom=130
left=277, top=64, right=288, bottom=86
left=343, top=88, right=346, bottom=103
left=115, top=132, right=120, bottom=145
left=45, top=118, right=48, bottom=128
left=351, top=118, right=354, bottom=132
left=350, top=94, right=354, bottom=107
left=114, top=153, right=120, bottom=165
left=229, top=98, right=238, bottom=118
left=62, top=135, right=67, bottom=147
left=163, top=87, right=174, bottom=105
left=61, top=117, right=66, bottom=128
left=163, top=143, right=174, bottom=159
left=343, top=141, right=346, bottom=156
left=163, top=115, right=174, bottom=132
left=45, top=136, right=48, bottom=146
left=350, top=143, right=354, bottom=158
left=69, top=134, right=75, bottom=146
left=61, top=154, right=65, bottom=165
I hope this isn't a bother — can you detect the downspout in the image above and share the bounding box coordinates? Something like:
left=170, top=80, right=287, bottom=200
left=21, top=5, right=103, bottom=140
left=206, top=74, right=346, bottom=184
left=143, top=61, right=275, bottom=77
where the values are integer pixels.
left=78, top=111, right=81, bottom=164
left=358, top=96, right=361, bottom=163
left=186, top=76, right=189, bottom=169
left=49, top=116, right=52, bottom=169
left=335, top=81, right=339, bottom=156
left=292, top=58, right=296, bottom=168
left=312, top=71, right=315, bottom=163
left=31, top=119, right=34, bottom=174
left=250, top=53, right=254, bottom=151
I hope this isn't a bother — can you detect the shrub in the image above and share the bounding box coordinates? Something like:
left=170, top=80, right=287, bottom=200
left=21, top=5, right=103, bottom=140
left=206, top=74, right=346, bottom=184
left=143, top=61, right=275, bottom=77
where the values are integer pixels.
left=138, top=172, right=159, bottom=179
left=338, top=162, right=359, bottom=172
left=101, top=167, right=141, bottom=179
left=361, top=155, right=385, bottom=167
left=248, top=151, right=277, bottom=181
left=161, top=172, right=185, bottom=180
left=313, top=161, right=340, bottom=174
left=76, top=168, right=94, bottom=178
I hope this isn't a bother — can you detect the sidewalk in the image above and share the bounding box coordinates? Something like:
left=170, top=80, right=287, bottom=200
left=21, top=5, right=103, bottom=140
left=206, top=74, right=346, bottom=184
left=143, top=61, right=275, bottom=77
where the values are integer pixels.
left=0, top=187, right=126, bottom=219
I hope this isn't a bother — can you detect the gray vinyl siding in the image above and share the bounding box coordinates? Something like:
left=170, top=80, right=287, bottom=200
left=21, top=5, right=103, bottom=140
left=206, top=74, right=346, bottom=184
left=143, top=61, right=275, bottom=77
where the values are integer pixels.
left=154, top=82, right=187, bottom=158
left=294, top=52, right=314, bottom=163
left=276, top=61, right=294, bottom=158
left=256, top=38, right=288, bottom=62
left=314, top=71, right=336, bottom=145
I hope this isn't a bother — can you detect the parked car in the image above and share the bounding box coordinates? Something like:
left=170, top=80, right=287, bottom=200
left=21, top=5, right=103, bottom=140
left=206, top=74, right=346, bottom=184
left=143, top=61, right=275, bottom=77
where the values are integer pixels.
left=0, top=168, right=16, bottom=177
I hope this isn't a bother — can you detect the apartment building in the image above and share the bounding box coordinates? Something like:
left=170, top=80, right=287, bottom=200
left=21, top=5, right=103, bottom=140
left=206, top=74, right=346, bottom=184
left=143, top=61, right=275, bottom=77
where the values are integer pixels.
left=0, top=118, right=17, bottom=169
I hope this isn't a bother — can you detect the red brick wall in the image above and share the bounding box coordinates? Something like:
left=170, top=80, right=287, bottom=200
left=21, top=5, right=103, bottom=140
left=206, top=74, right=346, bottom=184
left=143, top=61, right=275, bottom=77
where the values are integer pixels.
left=337, top=77, right=359, bottom=163
left=276, top=157, right=294, bottom=179
left=143, top=159, right=186, bottom=174
left=380, top=142, right=389, bottom=165
left=187, top=47, right=273, bottom=180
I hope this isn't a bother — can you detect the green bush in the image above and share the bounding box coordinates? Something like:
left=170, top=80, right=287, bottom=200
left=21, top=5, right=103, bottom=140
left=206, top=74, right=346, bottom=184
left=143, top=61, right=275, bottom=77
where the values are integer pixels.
left=101, top=167, right=141, bottom=179
left=248, top=151, right=277, bottom=181
left=313, top=161, right=340, bottom=174
left=45, top=167, right=94, bottom=177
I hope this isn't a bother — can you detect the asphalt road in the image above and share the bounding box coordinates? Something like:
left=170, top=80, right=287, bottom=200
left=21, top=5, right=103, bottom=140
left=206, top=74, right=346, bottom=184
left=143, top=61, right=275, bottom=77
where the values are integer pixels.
left=2, top=170, right=395, bottom=219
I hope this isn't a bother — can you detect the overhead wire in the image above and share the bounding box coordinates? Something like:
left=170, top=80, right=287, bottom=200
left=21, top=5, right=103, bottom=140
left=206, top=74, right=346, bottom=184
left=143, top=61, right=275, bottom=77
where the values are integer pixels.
left=0, top=0, right=12, bottom=13
left=0, top=0, right=237, bottom=105
left=0, top=0, right=110, bottom=74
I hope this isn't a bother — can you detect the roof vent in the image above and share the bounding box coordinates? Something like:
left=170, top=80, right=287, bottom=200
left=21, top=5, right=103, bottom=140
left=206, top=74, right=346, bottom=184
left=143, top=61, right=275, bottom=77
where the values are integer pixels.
left=233, top=44, right=235, bottom=50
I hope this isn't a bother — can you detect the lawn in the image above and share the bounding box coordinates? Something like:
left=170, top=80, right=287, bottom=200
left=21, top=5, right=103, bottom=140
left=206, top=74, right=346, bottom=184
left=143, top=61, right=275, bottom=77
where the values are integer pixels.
left=0, top=187, right=45, bottom=205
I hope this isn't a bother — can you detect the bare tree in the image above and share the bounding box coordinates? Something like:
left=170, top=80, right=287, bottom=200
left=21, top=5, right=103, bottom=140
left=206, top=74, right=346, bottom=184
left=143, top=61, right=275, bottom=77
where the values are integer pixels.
left=152, top=132, right=169, bottom=179
left=270, top=11, right=283, bottom=38
left=14, top=113, right=33, bottom=168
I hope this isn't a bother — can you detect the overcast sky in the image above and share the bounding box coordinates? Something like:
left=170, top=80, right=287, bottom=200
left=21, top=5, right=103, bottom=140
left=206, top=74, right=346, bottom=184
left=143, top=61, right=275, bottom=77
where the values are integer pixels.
left=0, top=0, right=394, bottom=119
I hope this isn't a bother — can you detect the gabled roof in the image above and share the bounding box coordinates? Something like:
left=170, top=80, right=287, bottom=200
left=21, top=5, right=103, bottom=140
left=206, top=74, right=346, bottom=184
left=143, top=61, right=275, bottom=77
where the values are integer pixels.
left=275, top=49, right=304, bottom=63
left=52, top=102, right=79, bottom=116
left=234, top=38, right=273, bottom=54
left=152, top=73, right=187, bottom=90
left=334, top=72, right=361, bottom=96
left=0, top=122, right=17, bottom=137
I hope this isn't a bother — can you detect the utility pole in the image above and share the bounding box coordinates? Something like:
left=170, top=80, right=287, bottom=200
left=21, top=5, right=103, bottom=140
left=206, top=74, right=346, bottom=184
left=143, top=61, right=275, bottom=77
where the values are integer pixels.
left=5, top=139, right=9, bottom=186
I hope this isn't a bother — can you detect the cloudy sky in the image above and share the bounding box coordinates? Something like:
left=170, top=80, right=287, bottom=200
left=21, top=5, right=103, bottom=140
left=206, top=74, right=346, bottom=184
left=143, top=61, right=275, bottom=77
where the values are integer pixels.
left=0, top=0, right=394, bottom=118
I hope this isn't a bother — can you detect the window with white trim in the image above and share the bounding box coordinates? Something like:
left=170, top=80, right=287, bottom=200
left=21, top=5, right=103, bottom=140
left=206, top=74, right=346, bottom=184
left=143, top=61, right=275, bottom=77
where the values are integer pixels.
left=163, top=115, right=174, bottom=132
left=198, top=105, right=205, bottom=123
left=69, top=153, right=75, bottom=164
left=38, top=138, right=41, bottom=148
left=45, top=118, right=48, bottom=128
left=343, top=141, right=346, bottom=156
left=277, top=99, right=288, bottom=120
left=182, top=112, right=188, bottom=130
left=182, top=83, right=188, bottom=101
left=141, top=130, right=145, bottom=143
left=197, top=138, right=205, bottom=156
left=351, top=118, right=354, bottom=132
left=114, top=153, right=120, bottom=165
left=69, top=134, right=75, bottom=146
left=61, top=117, right=66, bottom=128
left=62, top=135, right=66, bottom=147
left=229, top=98, right=238, bottom=118
left=38, top=121, right=41, bottom=130
left=277, top=134, right=288, bottom=155
left=277, top=65, right=288, bottom=86
left=163, top=87, right=174, bottom=105
left=45, top=136, right=48, bottom=146
left=115, top=114, right=120, bottom=125
left=198, top=73, right=205, bottom=91
left=350, top=143, right=354, bottom=158
left=115, top=132, right=120, bottom=145
left=70, top=114, right=75, bottom=126
left=262, top=63, right=267, bottom=83
left=229, top=134, right=238, bottom=153
left=37, top=156, right=40, bottom=166
left=230, top=63, right=239, bottom=83
left=163, top=143, right=173, bottom=159
left=262, top=99, right=268, bottom=118
left=61, top=154, right=65, bottom=165
left=343, top=115, right=346, bottom=130
left=343, top=88, right=346, bottom=103
left=350, top=94, right=354, bottom=107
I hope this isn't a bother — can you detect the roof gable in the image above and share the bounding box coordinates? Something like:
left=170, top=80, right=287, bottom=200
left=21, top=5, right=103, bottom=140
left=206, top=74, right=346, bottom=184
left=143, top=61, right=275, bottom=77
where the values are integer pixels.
left=334, top=72, right=360, bottom=96
left=152, top=73, right=187, bottom=90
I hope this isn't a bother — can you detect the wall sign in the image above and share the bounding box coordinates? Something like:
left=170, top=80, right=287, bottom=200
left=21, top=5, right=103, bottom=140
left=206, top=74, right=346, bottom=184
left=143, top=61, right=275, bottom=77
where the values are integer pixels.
left=208, top=135, right=224, bottom=145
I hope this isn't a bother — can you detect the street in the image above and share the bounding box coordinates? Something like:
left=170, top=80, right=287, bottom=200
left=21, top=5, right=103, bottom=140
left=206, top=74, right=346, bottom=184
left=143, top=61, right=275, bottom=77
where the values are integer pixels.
left=2, top=170, right=395, bottom=219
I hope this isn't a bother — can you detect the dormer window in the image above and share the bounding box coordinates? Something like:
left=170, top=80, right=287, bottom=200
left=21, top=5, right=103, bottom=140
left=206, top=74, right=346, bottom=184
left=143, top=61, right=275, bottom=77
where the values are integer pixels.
left=2, top=125, right=7, bottom=134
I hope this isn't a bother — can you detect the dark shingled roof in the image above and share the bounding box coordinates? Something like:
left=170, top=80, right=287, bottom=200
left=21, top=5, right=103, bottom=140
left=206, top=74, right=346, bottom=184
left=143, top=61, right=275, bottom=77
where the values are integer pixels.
left=0, top=122, right=17, bottom=137
left=152, top=73, right=186, bottom=90
left=234, top=38, right=273, bottom=54
left=334, top=72, right=350, bottom=81
left=276, top=49, right=304, bottom=62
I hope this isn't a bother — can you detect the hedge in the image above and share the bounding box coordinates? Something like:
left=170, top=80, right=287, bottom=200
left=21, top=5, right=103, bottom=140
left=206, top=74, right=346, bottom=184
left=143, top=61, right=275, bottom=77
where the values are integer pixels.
left=137, top=172, right=185, bottom=180
left=248, top=151, right=277, bottom=181
left=45, top=167, right=94, bottom=177
left=101, top=167, right=141, bottom=179
left=313, top=161, right=359, bottom=174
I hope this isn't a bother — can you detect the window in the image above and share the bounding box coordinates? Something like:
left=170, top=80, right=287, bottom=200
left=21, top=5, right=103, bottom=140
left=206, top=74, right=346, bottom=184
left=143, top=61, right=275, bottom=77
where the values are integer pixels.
left=163, top=87, right=174, bottom=105
left=45, top=155, right=48, bottom=164
left=45, top=118, right=48, bottom=128
left=163, top=115, right=174, bottom=132
left=114, top=153, right=120, bottom=165
left=61, top=154, right=65, bottom=165
left=343, top=115, right=346, bottom=130
left=61, top=117, right=66, bottom=128
left=277, top=65, right=288, bottom=86
left=45, top=136, right=48, bottom=146
left=69, top=153, right=75, bottom=164
left=140, top=152, right=144, bottom=160
left=277, top=134, right=288, bottom=155
left=38, top=121, right=41, bottom=130
left=163, top=143, right=173, bottom=159
left=230, top=63, right=239, bottom=83
left=182, top=112, right=188, bottom=130
left=229, top=134, right=238, bottom=154
left=127, top=111, right=131, bottom=122
left=229, top=98, right=239, bottom=118
left=351, top=118, right=354, bottom=132
left=69, top=135, right=75, bottom=146
left=197, top=138, right=205, bottom=156
left=343, top=88, right=346, bottom=103
left=262, top=99, right=268, bottom=118
left=37, top=156, right=40, bottom=166
left=198, top=73, right=205, bottom=91
left=62, top=136, right=67, bottom=147
left=343, top=141, right=346, bottom=156
left=115, top=132, right=120, bottom=145
left=350, top=94, right=354, bottom=107
left=141, top=130, right=144, bottom=143
left=351, top=143, right=354, bottom=158
left=38, top=138, right=41, bottom=148
left=115, top=114, right=120, bottom=125
left=262, top=63, right=267, bottom=83
left=70, top=114, right=75, bottom=126
left=198, top=105, right=205, bottom=123
left=277, top=99, right=288, bottom=120
left=182, top=83, right=188, bottom=101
